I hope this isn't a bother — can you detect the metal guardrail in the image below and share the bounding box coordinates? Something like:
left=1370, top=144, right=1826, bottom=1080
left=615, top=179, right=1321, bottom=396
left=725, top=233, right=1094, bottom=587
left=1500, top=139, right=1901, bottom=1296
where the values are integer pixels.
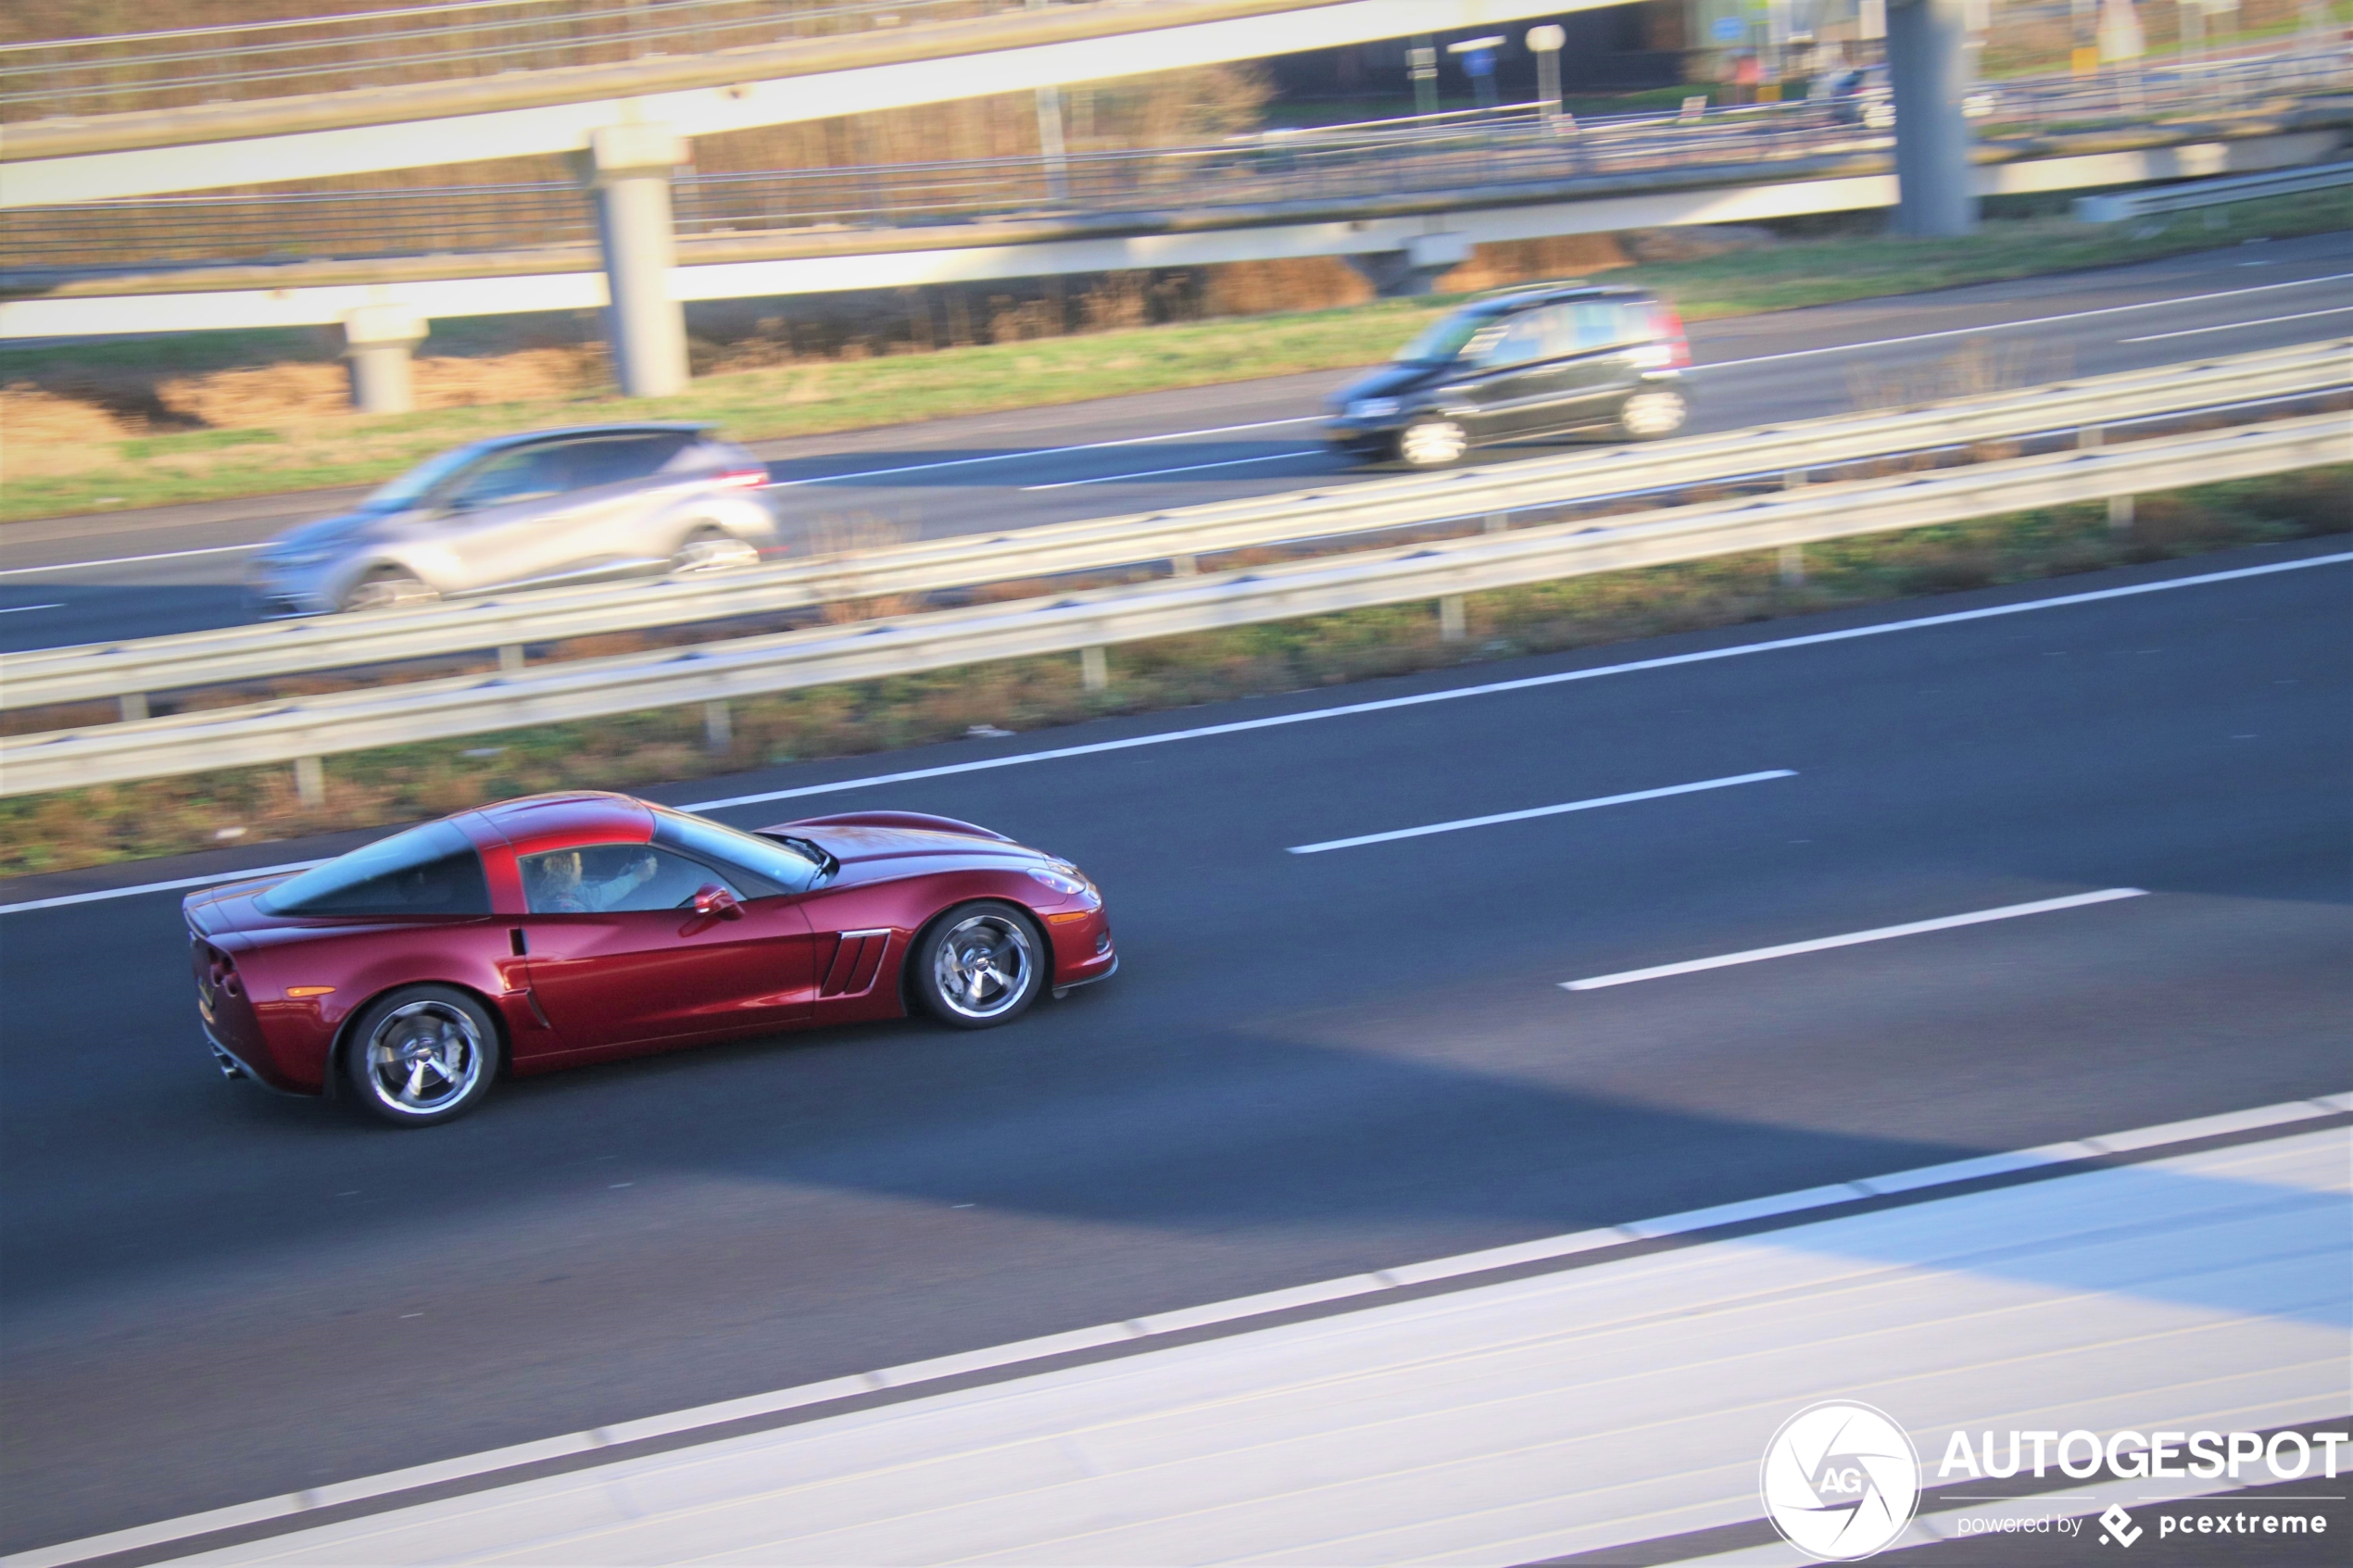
left=6, top=338, right=2343, bottom=717
left=0, top=411, right=2342, bottom=797
left=9, top=47, right=2346, bottom=271
left=2074, top=157, right=2353, bottom=220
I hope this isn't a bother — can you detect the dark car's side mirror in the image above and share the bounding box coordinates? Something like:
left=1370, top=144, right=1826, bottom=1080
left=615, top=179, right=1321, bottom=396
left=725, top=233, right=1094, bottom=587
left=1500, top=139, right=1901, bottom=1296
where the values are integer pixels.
left=692, top=884, right=743, bottom=921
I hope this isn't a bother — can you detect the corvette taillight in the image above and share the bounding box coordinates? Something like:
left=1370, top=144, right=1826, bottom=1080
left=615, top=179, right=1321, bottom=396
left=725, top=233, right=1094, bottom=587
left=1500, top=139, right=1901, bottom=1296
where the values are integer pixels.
left=713, top=468, right=769, bottom=489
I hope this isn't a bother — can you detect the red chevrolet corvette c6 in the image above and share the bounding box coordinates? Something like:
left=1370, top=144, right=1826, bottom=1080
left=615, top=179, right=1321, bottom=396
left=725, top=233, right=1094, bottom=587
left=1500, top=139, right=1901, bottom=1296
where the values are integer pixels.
left=183, top=791, right=1115, bottom=1126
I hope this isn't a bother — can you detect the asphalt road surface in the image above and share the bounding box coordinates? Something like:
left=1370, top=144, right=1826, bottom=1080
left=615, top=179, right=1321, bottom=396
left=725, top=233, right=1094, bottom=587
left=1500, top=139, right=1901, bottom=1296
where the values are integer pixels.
left=0, top=232, right=2347, bottom=652
left=0, top=536, right=2344, bottom=1554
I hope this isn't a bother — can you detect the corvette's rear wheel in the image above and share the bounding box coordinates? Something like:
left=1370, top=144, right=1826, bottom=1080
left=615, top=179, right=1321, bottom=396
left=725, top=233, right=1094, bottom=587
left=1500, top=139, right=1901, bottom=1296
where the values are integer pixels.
left=343, top=985, right=497, bottom=1127
left=341, top=568, right=438, bottom=612
left=671, top=525, right=760, bottom=575
left=913, top=902, right=1043, bottom=1029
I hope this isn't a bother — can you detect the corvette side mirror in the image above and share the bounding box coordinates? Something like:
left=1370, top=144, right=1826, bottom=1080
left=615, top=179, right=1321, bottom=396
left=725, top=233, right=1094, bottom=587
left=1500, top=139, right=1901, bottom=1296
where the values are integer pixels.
left=692, top=884, right=743, bottom=921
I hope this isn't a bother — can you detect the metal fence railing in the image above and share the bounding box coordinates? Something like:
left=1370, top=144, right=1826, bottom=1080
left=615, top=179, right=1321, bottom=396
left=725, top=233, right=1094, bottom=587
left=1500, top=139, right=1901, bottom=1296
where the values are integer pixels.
left=5, top=339, right=2342, bottom=718
left=7, top=44, right=2344, bottom=276
left=1, top=410, right=2336, bottom=797
left=0, top=0, right=1014, bottom=120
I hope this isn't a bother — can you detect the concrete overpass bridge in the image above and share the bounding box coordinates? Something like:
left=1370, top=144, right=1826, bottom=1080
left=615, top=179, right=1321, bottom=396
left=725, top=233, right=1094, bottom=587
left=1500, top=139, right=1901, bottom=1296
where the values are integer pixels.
left=1, top=0, right=2301, bottom=402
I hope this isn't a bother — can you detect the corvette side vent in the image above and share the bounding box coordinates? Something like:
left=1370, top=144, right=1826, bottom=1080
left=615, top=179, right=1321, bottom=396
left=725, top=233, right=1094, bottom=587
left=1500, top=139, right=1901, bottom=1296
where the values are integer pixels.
left=819, top=930, right=892, bottom=997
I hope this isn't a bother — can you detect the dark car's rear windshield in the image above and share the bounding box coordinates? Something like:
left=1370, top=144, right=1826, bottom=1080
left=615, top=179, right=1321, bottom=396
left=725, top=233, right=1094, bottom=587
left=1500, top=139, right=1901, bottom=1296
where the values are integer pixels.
left=259, top=821, right=491, bottom=917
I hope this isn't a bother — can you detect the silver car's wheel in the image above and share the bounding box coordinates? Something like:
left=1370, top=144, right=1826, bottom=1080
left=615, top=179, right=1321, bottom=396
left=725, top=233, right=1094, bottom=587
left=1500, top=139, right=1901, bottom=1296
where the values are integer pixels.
left=1617, top=389, right=1689, bottom=440
left=915, top=904, right=1041, bottom=1028
left=344, top=987, right=496, bottom=1126
left=671, top=526, right=760, bottom=575
left=1397, top=420, right=1467, bottom=469
left=341, top=570, right=438, bottom=612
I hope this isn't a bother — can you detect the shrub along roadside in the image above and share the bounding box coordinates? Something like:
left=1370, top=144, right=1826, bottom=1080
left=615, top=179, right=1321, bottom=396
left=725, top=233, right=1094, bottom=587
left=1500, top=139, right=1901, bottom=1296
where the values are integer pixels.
left=1, top=467, right=2341, bottom=879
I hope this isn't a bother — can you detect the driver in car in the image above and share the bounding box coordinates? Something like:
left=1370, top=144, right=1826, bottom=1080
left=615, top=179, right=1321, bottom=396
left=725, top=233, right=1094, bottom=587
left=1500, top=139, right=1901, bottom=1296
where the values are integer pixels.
left=530, top=848, right=659, bottom=913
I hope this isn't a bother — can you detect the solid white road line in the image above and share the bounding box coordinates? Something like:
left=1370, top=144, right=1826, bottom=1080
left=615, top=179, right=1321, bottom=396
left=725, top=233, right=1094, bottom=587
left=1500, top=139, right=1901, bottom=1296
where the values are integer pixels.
left=0, top=859, right=325, bottom=917
left=763, top=416, right=1325, bottom=488
left=684, top=551, right=2352, bottom=813
left=0, top=542, right=261, bottom=579
left=1695, top=271, right=2353, bottom=370
left=1560, top=887, right=2149, bottom=991
left=1286, top=771, right=1795, bottom=854
left=9, top=1093, right=2344, bottom=1568
left=0, top=603, right=62, bottom=614
left=1021, top=448, right=1330, bottom=491
left=2120, top=305, right=2353, bottom=343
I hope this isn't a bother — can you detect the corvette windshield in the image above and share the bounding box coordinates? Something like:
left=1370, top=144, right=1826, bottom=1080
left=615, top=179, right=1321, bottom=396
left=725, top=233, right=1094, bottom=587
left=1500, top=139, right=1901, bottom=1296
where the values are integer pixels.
left=650, top=808, right=826, bottom=895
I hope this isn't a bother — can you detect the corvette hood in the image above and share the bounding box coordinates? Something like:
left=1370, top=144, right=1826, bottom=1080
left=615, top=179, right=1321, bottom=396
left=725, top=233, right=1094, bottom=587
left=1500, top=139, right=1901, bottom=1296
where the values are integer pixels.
left=792, top=824, right=1038, bottom=870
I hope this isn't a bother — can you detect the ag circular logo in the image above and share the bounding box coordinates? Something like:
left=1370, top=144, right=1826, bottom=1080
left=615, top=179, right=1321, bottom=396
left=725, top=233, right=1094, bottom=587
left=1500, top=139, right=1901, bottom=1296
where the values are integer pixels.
left=1759, top=1401, right=1921, bottom=1561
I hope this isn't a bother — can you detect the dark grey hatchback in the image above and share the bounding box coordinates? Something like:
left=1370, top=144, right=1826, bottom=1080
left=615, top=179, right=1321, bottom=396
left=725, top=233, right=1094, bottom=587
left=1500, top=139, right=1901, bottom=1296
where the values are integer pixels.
left=1327, top=283, right=1692, bottom=468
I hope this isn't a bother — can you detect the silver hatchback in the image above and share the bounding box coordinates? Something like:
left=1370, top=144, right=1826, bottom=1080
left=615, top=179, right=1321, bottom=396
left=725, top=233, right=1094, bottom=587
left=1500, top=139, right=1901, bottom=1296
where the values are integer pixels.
left=249, top=423, right=782, bottom=615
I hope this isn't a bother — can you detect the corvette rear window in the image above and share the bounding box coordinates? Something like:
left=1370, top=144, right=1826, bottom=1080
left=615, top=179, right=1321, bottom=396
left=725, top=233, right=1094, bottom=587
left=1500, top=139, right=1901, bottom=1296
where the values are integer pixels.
left=258, top=821, right=491, bottom=917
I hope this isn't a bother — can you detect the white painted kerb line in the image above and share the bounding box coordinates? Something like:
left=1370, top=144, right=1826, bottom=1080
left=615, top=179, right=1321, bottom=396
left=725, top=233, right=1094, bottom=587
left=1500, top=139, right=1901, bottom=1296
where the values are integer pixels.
left=1562, top=887, right=2149, bottom=991
left=1288, top=771, right=1796, bottom=854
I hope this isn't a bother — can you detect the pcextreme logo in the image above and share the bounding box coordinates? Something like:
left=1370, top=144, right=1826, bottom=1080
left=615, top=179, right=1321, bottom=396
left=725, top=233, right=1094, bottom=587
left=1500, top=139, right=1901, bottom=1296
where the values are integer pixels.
left=1759, top=1401, right=1923, bottom=1562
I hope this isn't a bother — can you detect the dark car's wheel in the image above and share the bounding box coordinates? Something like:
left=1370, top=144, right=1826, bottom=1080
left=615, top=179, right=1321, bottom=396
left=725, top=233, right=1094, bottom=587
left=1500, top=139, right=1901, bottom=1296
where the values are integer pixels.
left=1617, top=387, right=1689, bottom=441
left=671, top=525, right=760, bottom=575
left=1395, top=418, right=1468, bottom=470
left=342, top=985, right=498, bottom=1127
left=341, top=568, right=438, bottom=612
left=913, top=902, right=1044, bottom=1029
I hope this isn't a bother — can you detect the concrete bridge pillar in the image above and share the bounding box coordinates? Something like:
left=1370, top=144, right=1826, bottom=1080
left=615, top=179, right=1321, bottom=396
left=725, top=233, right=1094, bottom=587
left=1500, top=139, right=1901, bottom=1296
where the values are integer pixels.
left=1344, top=232, right=1473, bottom=298
left=342, top=304, right=427, bottom=414
left=1887, top=0, right=1979, bottom=237
left=581, top=123, right=691, bottom=399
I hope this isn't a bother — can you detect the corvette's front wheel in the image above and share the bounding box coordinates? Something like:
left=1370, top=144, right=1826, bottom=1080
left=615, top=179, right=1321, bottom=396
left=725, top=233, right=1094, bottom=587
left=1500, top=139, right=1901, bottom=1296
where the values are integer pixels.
left=913, top=903, right=1043, bottom=1029
left=343, top=985, right=498, bottom=1127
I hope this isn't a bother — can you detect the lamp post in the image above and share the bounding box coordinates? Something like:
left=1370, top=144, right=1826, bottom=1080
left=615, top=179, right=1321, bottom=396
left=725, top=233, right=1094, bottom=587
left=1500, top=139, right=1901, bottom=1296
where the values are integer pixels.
left=1527, top=23, right=1566, bottom=128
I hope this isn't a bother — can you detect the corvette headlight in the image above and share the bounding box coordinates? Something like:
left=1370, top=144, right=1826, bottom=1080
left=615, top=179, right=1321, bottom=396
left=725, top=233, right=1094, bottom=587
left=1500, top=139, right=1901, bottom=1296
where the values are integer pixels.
left=1026, top=866, right=1088, bottom=897
left=1347, top=397, right=1402, bottom=420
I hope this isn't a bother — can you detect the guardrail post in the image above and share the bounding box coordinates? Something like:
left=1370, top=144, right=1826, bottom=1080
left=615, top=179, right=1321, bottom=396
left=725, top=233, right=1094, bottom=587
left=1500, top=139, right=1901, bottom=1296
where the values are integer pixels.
left=1439, top=595, right=1467, bottom=642
left=1484, top=513, right=1508, bottom=533
left=294, top=757, right=326, bottom=808
left=2109, top=495, right=2135, bottom=533
left=1778, top=545, right=1806, bottom=586
left=341, top=305, right=427, bottom=416
left=497, top=645, right=525, bottom=674
left=702, top=699, right=733, bottom=752
left=1080, top=646, right=1109, bottom=692
left=1170, top=554, right=1198, bottom=576
left=578, top=124, right=690, bottom=399
left=118, top=693, right=149, bottom=722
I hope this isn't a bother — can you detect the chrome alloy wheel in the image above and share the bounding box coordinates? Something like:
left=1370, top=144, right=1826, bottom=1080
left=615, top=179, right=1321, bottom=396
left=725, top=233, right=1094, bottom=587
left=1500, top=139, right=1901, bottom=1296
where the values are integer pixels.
left=361, top=999, right=485, bottom=1117
left=1398, top=419, right=1467, bottom=468
left=343, top=572, right=439, bottom=612
left=1620, top=389, right=1688, bottom=439
left=931, top=912, right=1034, bottom=1022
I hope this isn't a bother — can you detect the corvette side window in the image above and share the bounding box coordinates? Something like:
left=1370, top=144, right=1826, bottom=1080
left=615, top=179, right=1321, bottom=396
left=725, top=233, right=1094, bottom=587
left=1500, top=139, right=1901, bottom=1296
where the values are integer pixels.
left=521, top=845, right=738, bottom=914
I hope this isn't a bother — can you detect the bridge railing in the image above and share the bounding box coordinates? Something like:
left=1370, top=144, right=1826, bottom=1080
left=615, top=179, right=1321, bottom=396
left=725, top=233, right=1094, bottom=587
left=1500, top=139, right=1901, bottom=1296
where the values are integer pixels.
left=7, top=45, right=2344, bottom=275
left=0, top=0, right=1005, bottom=120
